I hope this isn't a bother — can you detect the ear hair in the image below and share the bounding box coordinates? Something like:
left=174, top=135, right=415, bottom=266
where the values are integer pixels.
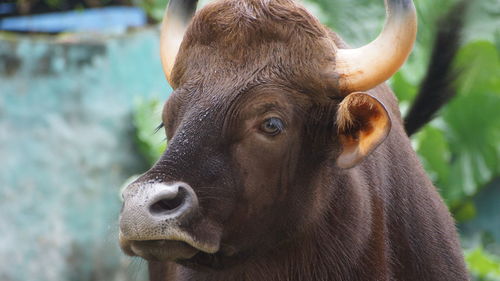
left=335, top=92, right=391, bottom=169
left=336, top=94, right=377, bottom=134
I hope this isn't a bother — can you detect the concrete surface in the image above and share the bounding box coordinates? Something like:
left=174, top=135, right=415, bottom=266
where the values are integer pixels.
left=0, top=28, right=171, bottom=281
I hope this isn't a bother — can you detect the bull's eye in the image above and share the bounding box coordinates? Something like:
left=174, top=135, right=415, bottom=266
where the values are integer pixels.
left=260, top=117, right=284, bottom=136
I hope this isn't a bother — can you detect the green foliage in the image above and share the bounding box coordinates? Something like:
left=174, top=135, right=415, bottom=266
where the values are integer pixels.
left=17, top=0, right=113, bottom=10
left=466, top=246, right=500, bottom=281
left=45, top=0, right=64, bottom=9
left=132, top=98, right=167, bottom=165
left=411, top=41, right=500, bottom=210
left=14, top=0, right=168, bottom=22
left=133, top=0, right=168, bottom=21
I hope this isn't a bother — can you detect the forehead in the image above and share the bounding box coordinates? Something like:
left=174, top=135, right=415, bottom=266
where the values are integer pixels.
left=170, top=0, right=337, bottom=94
left=170, top=80, right=300, bottom=115
left=188, top=0, right=327, bottom=46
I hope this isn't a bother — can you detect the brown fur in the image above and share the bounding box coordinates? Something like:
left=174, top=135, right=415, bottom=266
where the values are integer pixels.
left=126, top=0, right=468, bottom=280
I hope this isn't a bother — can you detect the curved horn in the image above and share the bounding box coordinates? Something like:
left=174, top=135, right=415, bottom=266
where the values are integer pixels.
left=336, top=0, right=417, bottom=93
left=160, top=0, right=199, bottom=86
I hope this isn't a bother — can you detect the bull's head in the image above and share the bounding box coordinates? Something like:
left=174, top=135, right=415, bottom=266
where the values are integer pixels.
left=119, top=0, right=416, bottom=269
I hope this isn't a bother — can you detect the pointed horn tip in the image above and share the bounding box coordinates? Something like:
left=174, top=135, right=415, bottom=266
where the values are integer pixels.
left=388, top=0, right=414, bottom=10
left=387, top=0, right=416, bottom=18
left=334, top=0, right=417, bottom=94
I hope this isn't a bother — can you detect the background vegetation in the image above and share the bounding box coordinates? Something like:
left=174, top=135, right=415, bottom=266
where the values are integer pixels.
left=5, top=0, right=167, bottom=21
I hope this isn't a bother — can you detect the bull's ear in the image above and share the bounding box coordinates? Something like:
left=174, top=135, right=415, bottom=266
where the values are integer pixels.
left=335, top=92, right=391, bottom=169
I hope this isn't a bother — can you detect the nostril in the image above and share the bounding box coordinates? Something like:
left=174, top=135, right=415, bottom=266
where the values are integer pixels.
left=149, top=187, right=187, bottom=215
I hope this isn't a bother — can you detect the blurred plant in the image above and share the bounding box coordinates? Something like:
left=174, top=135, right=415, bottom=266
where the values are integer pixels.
left=411, top=41, right=500, bottom=215
left=466, top=246, right=500, bottom=281
left=12, top=0, right=167, bottom=22
left=132, top=0, right=168, bottom=22
left=132, top=98, right=167, bottom=165
left=14, top=0, right=128, bottom=14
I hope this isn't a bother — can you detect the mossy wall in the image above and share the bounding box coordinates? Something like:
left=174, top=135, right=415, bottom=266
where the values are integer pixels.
left=0, top=28, right=171, bottom=281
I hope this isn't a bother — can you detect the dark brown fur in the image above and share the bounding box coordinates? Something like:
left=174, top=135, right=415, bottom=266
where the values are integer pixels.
left=133, top=0, right=468, bottom=280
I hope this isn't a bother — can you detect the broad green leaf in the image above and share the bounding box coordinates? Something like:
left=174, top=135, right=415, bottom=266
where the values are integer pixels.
left=463, top=0, right=500, bottom=44
left=465, top=246, right=500, bottom=280
left=441, top=41, right=500, bottom=199
left=415, top=126, right=451, bottom=185
left=390, top=72, right=418, bottom=104
left=452, top=41, right=500, bottom=97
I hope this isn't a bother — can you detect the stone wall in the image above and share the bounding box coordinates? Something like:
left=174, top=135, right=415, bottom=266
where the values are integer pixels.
left=0, top=28, right=171, bottom=281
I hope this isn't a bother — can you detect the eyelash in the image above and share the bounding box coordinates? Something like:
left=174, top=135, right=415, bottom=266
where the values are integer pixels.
left=154, top=123, right=164, bottom=134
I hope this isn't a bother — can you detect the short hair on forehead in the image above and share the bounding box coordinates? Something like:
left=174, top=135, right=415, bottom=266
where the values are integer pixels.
left=187, top=0, right=328, bottom=46
left=170, top=0, right=342, bottom=98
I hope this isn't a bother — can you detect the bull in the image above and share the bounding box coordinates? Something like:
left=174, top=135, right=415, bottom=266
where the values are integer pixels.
left=119, top=0, right=469, bottom=280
